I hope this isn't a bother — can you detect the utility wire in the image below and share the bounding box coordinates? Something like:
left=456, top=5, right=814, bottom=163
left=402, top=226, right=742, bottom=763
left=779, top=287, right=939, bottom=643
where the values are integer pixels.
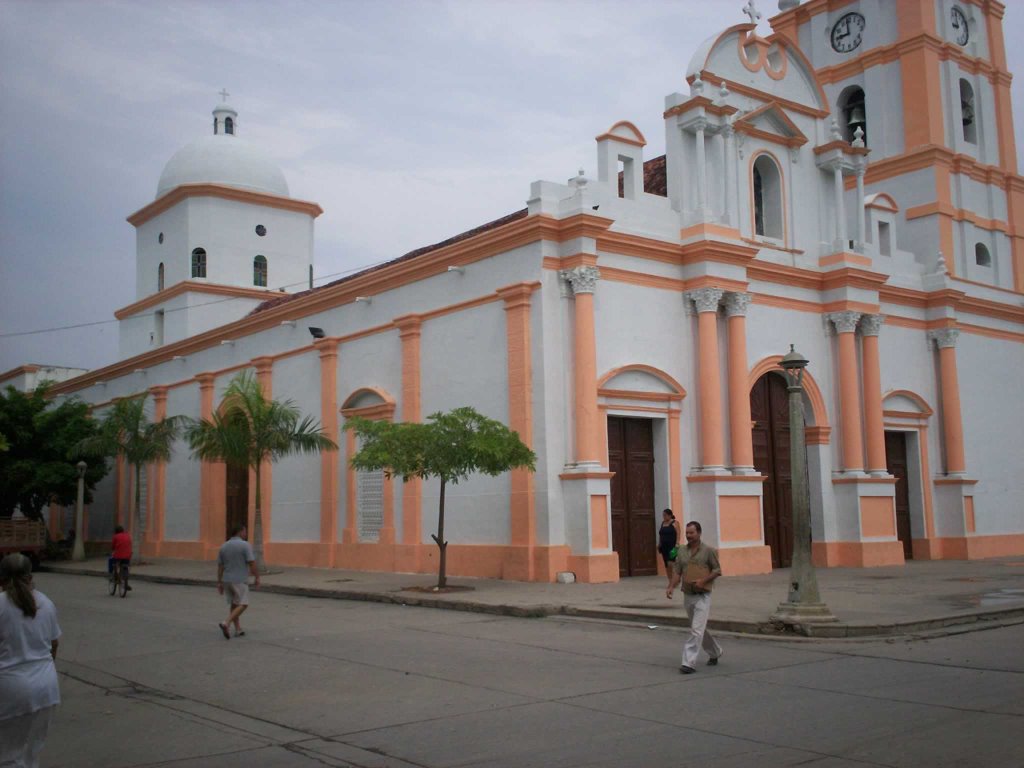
left=0, top=259, right=391, bottom=340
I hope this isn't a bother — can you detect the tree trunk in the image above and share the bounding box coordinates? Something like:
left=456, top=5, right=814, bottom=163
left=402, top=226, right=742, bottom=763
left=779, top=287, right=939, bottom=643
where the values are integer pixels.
left=132, top=462, right=142, bottom=565
left=252, top=460, right=267, bottom=573
left=432, top=478, right=448, bottom=589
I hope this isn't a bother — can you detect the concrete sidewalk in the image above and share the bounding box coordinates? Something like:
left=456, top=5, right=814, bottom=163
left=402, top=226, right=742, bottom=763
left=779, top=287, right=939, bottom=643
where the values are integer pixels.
left=43, top=554, right=1024, bottom=638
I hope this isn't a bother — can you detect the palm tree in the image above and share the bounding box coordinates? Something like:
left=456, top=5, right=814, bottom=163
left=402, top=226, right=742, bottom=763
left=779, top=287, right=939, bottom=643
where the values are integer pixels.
left=77, top=394, right=185, bottom=564
left=185, top=371, right=337, bottom=571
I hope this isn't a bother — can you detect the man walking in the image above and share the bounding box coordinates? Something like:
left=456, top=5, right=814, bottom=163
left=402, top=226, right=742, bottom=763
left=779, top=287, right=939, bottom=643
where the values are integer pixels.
left=666, top=521, right=722, bottom=673
left=217, top=524, right=260, bottom=639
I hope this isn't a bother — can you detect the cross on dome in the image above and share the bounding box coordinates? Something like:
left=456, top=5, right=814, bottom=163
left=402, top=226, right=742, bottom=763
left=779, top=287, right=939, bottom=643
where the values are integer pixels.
left=742, top=0, right=761, bottom=26
left=219, top=88, right=231, bottom=103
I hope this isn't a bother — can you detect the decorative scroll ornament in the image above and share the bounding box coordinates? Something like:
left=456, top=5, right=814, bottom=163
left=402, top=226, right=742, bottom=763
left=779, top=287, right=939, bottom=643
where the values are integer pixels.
left=723, top=291, right=752, bottom=317
left=686, top=287, right=725, bottom=314
left=826, top=310, right=861, bottom=334
left=928, top=328, right=960, bottom=349
left=859, top=314, right=884, bottom=337
left=561, top=266, right=600, bottom=295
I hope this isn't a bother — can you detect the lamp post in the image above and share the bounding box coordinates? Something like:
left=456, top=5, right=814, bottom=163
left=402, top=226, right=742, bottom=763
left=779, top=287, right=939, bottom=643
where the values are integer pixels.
left=771, top=346, right=836, bottom=625
left=72, top=460, right=87, bottom=562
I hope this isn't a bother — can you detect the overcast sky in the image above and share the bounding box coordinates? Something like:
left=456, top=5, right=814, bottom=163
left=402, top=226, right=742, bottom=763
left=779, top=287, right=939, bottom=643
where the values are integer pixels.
left=2, top=0, right=1024, bottom=374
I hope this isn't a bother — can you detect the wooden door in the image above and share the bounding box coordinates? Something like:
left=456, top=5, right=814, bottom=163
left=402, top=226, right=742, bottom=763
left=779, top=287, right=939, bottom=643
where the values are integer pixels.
left=608, top=416, right=657, bottom=576
left=225, top=462, right=249, bottom=540
left=750, top=373, right=793, bottom=568
left=886, top=431, right=913, bottom=559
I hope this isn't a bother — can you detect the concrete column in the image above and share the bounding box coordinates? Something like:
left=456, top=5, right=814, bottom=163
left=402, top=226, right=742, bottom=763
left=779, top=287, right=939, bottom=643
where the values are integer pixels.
left=859, top=315, right=887, bottom=475
left=688, top=288, right=725, bottom=471
left=855, top=166, right=866, bottom=253
left=562, top=266, right=602, bottom=465
left=395, top=315, right=423, bottom=549
left=833, top=165, right=847, bottom=250
left=929, top=329, right=967, bottom=474
left=148, top=385, right=168, bottom=550
left=722, top=123, right=736, bottom=227
left=724, top=292, right=755, bottom=472
left=827, top=311, right=864, bottom=472
left=196, top=373, right=216, bottom=549
left=694, top=118, right=709, bottom=218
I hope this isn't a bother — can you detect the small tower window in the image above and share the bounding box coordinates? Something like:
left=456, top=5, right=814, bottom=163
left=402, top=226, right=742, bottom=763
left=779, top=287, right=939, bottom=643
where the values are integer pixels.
left=975, top=243, right=991, bottom=267
left=225, top=116, right=234, bottom=135
left=839, top=86, right=867, bottom=146
left=191, top=248, right=207, bottom=278
left=253, top=255, right=268, bottom=287
left=960, top=79, right=977, bottom=144
left=753, top=154, right=784, bottom=240
left=158, top=262, right=165, bottom=291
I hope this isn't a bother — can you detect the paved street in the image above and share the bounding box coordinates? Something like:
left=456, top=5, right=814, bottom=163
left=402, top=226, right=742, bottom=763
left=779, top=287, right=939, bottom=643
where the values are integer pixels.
left=40, top=572, right=1024, bottom=767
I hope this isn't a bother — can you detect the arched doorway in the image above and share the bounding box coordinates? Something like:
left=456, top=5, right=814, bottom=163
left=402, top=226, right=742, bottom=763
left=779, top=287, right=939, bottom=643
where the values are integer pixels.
left=750, top=372, right=794, bottom=567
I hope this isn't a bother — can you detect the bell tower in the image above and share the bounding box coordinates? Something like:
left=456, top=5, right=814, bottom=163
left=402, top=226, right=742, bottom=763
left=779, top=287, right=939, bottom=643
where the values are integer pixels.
left=770, top=0, right=1024, bottom=291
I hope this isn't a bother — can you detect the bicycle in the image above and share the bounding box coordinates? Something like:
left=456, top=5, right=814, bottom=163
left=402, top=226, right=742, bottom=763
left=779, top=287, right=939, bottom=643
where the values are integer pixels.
left=108, top=560, right=130, bottom=598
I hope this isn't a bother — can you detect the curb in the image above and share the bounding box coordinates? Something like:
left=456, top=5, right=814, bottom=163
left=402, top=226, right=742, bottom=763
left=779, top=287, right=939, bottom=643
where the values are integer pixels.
left=42, top=565, right=1024, bottom=639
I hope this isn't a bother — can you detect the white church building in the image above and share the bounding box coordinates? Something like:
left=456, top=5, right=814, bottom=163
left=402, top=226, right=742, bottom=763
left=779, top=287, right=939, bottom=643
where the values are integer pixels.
left=39, top=0, right=1024, bottom=581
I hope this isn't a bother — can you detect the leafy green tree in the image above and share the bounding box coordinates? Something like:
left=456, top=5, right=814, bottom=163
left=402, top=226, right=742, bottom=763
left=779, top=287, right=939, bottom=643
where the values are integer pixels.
left=76, top=394, right=185, bottom=563
left=0, top=385, right=107, bottom=524
left=346, top=406, right=536, bottom=589
left=185, top=371, right=337, bottom=571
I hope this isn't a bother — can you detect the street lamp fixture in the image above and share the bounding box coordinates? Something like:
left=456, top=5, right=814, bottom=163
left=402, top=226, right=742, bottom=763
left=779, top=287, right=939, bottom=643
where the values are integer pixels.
left=72, top=460, right=87, bottom=562
left=772, top=345, right=837, bottom=629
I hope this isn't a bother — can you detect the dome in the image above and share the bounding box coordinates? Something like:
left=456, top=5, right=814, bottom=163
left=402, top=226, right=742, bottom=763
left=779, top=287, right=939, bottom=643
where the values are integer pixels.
left=156, top=133, right=289, bottom=199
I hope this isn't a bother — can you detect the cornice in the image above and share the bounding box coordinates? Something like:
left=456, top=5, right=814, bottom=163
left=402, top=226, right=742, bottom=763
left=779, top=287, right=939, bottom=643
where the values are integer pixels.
left=126, top=183, right=324, bottom=227
left=113, top=281, right=279, bottom=320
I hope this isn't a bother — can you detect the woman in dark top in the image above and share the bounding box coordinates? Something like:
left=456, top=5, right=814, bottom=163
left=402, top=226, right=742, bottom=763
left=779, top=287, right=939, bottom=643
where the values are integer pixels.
left=658, top=509, right=682, bottom=589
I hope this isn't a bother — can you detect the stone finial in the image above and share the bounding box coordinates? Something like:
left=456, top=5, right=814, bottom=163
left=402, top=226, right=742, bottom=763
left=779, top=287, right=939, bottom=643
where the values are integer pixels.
left=560, top=266, right=600, bottom=295
left=717, top=82, right=730, bottom=106
left=742, top=0, right=762, bottom=26
left=691, top=75, right=705, bottom=97
left=570, top=168, right=587, bottom=190
left=934, top=252, right=948, bottom=275
left=830, top=117, right=842, bottom=142
left=852, top=125, right=865, bottom=148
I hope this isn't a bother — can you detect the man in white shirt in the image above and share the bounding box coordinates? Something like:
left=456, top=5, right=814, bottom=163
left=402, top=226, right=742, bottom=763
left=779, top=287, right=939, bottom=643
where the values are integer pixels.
left=217, top=524, right=260, bottom=638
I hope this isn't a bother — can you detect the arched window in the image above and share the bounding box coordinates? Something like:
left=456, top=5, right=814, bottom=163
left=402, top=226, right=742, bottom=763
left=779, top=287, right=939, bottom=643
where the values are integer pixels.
left=960, top=79, right=977, bottom=144
left=753, top=154, right=784, bottom=240
left=975, top=243, right=991, bottom=267
left=225, top=117, right=234, bottom=135
left=191, top=248, right=207, bottom=278
left=838, top=86, right=867, bottom=145
left=253, top=255, right=268, bottom=287
left=157, top=262, right=165, bottom=291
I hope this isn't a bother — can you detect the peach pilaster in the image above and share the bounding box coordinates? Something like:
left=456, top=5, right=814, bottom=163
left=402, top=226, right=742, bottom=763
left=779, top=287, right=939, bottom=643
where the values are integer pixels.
left=929, top=329, right=967, bottom=475
left=395, top=314, right=423, bottom=553
left=859, top=315, right=887, bottom=476
left=827, top=311, right=865, bottom=473
left=251, top=355, right=274, bottom=548
left=196, top=372, right=216, bottom=551
left=316, top=340, right=339, bottom=566
left=562, top=266, right=602, bottom=465
left=148, top=385, right=169, bottom=553
left=499, top=283, right=538, bottom=580
left=687, top=287, right=726, bottom=472
left=724, top=292, right=755, bottom=473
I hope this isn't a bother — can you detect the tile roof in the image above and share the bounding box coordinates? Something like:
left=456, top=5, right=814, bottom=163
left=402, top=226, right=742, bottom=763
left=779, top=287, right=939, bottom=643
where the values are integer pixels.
left=251, top=155, right=667, bottom=316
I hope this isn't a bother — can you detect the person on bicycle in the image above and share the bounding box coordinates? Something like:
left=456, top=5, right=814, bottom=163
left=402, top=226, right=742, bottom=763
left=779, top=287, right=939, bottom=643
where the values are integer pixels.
left=111, top=526, right=132, bottom=591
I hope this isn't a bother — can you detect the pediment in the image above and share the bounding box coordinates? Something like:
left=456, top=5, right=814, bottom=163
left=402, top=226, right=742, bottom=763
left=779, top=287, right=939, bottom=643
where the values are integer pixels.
left=734, top=102, right=808, bottom=148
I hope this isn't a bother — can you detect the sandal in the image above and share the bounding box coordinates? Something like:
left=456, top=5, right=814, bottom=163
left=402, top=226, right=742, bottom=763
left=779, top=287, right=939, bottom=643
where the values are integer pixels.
left=219, top=623, right=230, bottom=639
left=234, top=630, right=245, bottom=637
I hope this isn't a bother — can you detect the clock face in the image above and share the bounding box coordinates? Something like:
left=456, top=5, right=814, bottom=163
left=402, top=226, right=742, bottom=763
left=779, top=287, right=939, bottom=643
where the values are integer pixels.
left=951, top=7, right=969, bottom=46
left=831, top=12, right=865, bottom=53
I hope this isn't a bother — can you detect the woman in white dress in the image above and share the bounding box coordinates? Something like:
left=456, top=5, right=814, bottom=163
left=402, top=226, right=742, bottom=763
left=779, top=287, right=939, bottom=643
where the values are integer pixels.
left=0, top=553, right=61, bottom=768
